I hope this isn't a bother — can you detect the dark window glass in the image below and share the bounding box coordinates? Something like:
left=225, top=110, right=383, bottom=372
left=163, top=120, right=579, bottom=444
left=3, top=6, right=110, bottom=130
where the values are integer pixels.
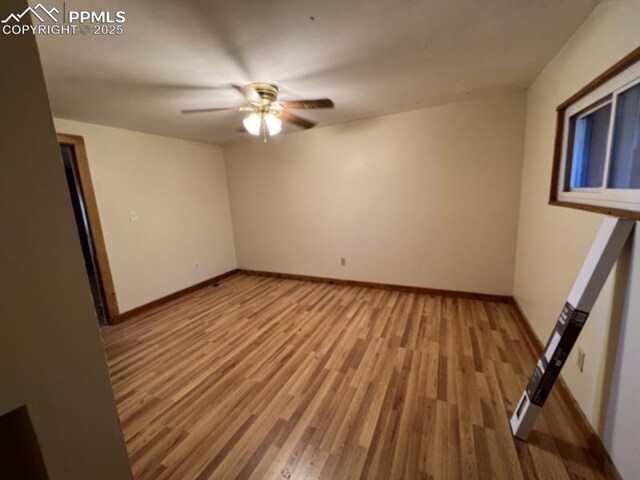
left=608, top=83, right=640, bottom=189
left=570, top=103, right=612, bottom=188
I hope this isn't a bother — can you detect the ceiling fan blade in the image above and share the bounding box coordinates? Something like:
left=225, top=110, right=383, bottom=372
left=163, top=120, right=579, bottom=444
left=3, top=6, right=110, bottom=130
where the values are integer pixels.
left=233, top=83, right=261, bottom=103
left=231, top=84, right=245, bottom=96
left=181, top=107, right=238, bottom=114
left=281, top=111, right=316, bottom=129
left=282, top=98, right=334, bottom=110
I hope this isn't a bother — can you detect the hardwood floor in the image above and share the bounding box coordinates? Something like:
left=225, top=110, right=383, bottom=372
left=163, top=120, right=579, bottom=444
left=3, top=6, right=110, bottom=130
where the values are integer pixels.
left=102, top=274, right=615, bottom=480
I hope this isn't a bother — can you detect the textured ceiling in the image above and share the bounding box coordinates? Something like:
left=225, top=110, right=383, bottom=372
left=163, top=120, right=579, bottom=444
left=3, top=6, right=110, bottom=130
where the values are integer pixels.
left=34, top=0, right=599, bottom=145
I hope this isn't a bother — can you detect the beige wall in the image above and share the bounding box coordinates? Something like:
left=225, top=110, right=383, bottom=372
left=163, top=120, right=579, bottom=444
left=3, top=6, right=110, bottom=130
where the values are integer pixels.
left=0, top=0, right=132, bottom=477
left=513, top=0, right=640, bottom=477
left=53, top=119, right=237, bottom=313
left=224, top=93, right=526, bottom=295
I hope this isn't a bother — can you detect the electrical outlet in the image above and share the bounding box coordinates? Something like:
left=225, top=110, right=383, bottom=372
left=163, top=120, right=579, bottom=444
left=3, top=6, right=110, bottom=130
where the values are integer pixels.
left=340, top=257, right=346, bottom=266
left=577, top=348, right=585, bottom=372
left=195, top=262, right=200, bottom=269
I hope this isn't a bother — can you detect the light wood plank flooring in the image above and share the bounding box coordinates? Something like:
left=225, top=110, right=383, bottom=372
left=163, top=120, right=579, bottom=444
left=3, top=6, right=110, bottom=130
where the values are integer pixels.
left=102, top=274, right=614, bottom=479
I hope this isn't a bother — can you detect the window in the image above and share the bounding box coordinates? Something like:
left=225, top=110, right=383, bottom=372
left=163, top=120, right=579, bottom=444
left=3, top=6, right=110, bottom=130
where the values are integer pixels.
left=551, top=47, right=640, bottom=218
left=568, top=99, right=611, bottom=189
left=609, top=83, right=640, bottom=189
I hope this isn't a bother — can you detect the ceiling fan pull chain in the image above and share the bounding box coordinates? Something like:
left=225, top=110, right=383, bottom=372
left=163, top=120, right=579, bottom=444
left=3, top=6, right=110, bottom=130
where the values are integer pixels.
left=262, top=116, right=267, bottom=143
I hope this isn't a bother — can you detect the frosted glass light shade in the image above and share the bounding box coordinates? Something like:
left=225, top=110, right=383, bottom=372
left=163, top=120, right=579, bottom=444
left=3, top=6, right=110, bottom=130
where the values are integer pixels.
left=265, top=113, right=282, bottom=135
left=243, top=113, right=261, bottom=135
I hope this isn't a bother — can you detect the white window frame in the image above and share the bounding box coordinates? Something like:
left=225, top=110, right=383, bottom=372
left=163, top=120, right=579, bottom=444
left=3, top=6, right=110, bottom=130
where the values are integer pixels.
left=557, top=60, right=640, bottom=211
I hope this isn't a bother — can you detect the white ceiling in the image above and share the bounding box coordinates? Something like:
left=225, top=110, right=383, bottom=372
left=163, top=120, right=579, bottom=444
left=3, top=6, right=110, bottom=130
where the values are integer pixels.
left=35, top=0, right=599, bottom=145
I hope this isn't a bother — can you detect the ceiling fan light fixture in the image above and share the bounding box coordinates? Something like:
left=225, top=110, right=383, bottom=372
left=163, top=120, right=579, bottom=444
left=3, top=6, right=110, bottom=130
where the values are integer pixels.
left=182, top=82, right=333, bottom=140
left=243, top=112, right=262, bottom=136
left=265, top=113, right=282, bottom=136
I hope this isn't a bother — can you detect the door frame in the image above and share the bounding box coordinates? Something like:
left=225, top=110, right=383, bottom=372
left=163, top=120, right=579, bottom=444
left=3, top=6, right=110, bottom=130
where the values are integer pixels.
left=58, top=133, right=120, bottom=321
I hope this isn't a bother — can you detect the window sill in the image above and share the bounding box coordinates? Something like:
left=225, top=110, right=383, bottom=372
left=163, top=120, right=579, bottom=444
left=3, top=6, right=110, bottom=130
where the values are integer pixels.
left=549, top=198, right=640, bottom=221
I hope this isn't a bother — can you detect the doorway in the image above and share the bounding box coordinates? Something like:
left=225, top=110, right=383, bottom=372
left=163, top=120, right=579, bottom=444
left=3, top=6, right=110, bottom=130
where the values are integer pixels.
left=58, top=135, right=119, bottom=325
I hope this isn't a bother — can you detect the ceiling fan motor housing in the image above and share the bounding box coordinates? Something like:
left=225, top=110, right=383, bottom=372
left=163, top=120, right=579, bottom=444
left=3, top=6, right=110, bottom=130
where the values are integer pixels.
left=249, top=82, right=279, bottom=104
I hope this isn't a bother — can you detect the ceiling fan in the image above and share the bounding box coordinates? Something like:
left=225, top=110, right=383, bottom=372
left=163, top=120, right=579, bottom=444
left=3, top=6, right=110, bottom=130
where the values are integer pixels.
left=181, top=83, right=335, bottom=141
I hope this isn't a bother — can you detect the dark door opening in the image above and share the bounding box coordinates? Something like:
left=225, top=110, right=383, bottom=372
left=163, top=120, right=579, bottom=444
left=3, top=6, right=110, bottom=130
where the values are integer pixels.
left=59, top=143, right=109, bottom=326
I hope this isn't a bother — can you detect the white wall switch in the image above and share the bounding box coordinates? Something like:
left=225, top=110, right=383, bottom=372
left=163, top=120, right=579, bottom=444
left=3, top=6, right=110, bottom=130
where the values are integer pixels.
left=129, top=210, right=139, bottom=222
